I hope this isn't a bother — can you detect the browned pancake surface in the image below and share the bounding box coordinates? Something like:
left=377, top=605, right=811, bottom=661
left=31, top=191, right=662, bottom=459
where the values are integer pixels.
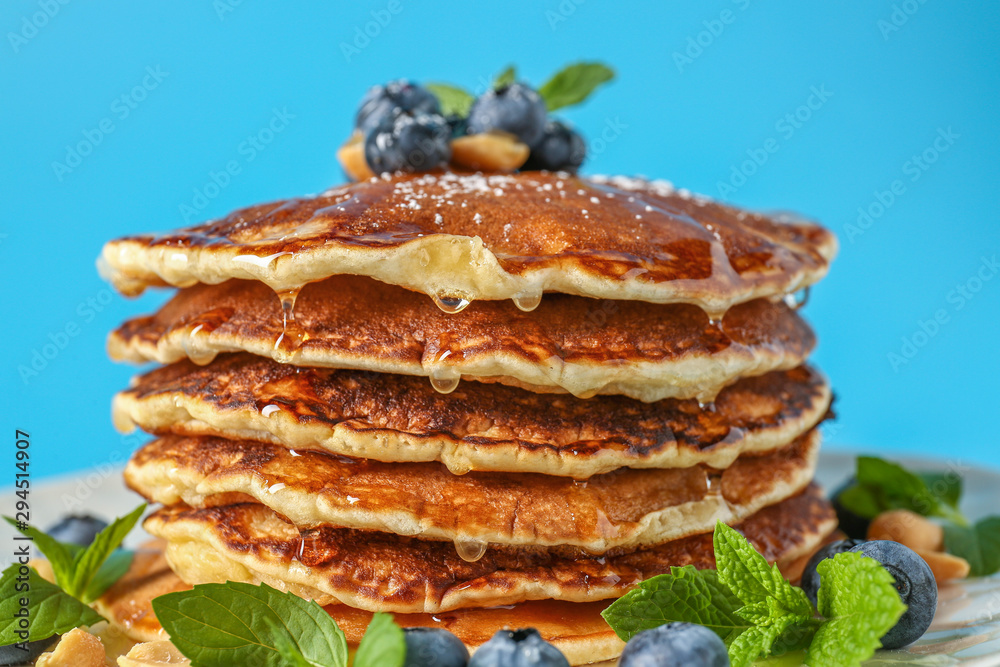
left=109, top=277, right=815, bottom=402
left=101, top=171, right=836, bottom=314
left=145, top=485, right=835, bottom=613
left=114, top=354, right=831, bottom=476
left=125, top=431, right=819, bottom=551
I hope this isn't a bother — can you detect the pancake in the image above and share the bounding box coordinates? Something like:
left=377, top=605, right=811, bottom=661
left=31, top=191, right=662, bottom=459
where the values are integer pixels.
left=108, top=276, right=815, bottom=403
left=143, top=484, right=836, bottom=614
left=113, top=354, right=831, bottom=477
left=100, top=171, right=837, bottom=316
left=125, top=430, right=820, bottom=552
left=96, top=545, right=625, bottom=664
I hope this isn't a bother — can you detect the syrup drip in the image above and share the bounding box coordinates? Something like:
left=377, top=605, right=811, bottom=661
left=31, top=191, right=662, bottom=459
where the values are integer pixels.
left=432, top=294, right=471, bottom=314
left=705, top=470, right=723, bottom=498
left=697, top=400, right=716, bottom=413
left=783, top=287, right=810, bottom=311
left=512, top=291, right=543, bottom=312
left=429, top=369, right=461, bottom=394
left=273, top=287, right=307, bottom=363
left=181, top=323, right=218, bottom=366
left=454, top=539, right=488, bottom=563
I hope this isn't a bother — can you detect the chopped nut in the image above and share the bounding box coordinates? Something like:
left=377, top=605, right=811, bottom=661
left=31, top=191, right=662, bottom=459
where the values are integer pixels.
left=917, top=549, right=971, bottom=583
left=36, top=628, right=108, bottom=667
left=337, top=130, right=375, bottom=181
left=451, top=132, right=530, bottom=172
left=868, top=509, right=944, bottom=552
left=118, top=640, right=191, bottom=666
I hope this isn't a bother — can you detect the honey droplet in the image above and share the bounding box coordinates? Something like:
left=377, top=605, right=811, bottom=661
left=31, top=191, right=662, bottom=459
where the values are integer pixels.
left=697, top=400, right=716, bottom=412
left=273, top=287, right=308, bottom=362
left=783, top=287, right=810, bottom=311
left=432, top=293, right=471, bottom=314
left=429, top=372, right=460, bottom=394
left=454, top=539, right=488, bottom=563
left=182, top=323, right=218, bottom=366
left=512, top=291, right=543, bottom=312
left=705, top=470, right=723, bottom=498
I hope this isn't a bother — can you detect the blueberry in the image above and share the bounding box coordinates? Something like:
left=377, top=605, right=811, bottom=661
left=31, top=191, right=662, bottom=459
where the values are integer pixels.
left=355, top=80, right=440, bottom=134
left=619, top=623, right=729, bottom=667
left=364, top=110, right=451, bottom=174
left=831, top=477, right=871, bottom=540
left=467, top=83, right=548, bottom=148
left=800, top=538, right=867, bottom=608
left=402, top=627, right=468, bottom=667
left=0, top=635, right=58, bottom=666
left=45, top=515, right=108, bottom=547
left=522, top=121, right=586, bottom=172
left=849, top=540, right=937, bottom=649
left=467, top=628, right=569, bottom=667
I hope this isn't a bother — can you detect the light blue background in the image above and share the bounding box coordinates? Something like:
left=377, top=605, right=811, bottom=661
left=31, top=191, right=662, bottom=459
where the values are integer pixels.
left=2, top=1, right=998, bottom=478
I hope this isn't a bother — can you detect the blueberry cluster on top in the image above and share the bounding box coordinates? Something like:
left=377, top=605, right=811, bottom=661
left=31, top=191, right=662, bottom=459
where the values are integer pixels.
left=355, top=79, right=585, bottom=174
left=349, top=62, right=613, bottom=177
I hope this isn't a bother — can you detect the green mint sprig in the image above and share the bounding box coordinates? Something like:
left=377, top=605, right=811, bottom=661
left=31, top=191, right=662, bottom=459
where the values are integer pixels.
left=838, top=456, right=967, bottom=527
left=154, top=582, right=406, bottom=667
left=0, top=503, right=145, bottom=645
left=602, top=521, right=905, bottom=667
left=839, top=456, right=1000, bottom=575
left=426, top=61, right=614, bottom=119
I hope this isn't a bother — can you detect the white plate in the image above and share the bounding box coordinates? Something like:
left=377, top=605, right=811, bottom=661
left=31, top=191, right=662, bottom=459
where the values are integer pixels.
left=2, top=451, right=999, bottom=665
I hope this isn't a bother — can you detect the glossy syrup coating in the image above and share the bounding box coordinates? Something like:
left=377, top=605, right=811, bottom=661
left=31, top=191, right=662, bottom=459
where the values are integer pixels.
left=108, top=275, right=817, bottom=403
left=113, top=353, right=832, bottom=477
left=143, top=485, right=836, bottom=613
left=101, top=171, right=837, bottom=316
left=124, top=431, right=820, bottom=552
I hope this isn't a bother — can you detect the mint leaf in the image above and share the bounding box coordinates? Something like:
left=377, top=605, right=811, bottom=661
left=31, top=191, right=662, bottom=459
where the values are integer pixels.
left=841, top=457, right=968, bottom=526
left=494, top=65, right=516, bottom=88
left=4, top=518, right=75, bottom=591
left=538, top=62, right=614, bottom=112
left=728, top=610, right=808, bottom=667
left=943, top=517, right=1000, bottom=576
left=602, top=566, right=747, bottom=642
left=805, top=552, right=907, bottom=667
left=265, top=616, right=317, bottom=667
left=153, top=581, right=348, bottom=667
left=69, top=504, right=145, bottom=602
left=83, top=549, right=134, bottom=604
left=713, top=522, right=812, bottom=616
left=354, top=612, right=405, bottom=667
left=0, top=565, right=105, bottom=644
left=918, top=472, right=962, bottom=510
left=425, top=83, right=474, bottom=118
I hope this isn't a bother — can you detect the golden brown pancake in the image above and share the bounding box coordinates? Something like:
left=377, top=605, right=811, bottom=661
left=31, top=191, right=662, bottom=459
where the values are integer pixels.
left=144, top=485, right=835, bottom=614
left=108, top=276, right=815, bottom=403
left=125, top=431, right=820, bottom=552
left=96, top=544, right=626, bottom=664
left=100, top=171, right=837, bottom=315
left=113, top=354, right=831, bottom=477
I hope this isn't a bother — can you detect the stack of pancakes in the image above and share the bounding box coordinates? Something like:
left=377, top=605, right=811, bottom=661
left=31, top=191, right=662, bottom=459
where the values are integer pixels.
left=100, top=171, right=838, bottom=665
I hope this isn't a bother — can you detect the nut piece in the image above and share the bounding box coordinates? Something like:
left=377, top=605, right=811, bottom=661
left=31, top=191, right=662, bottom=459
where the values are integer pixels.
left=916, top=549, right=971, bottom=583
left=868, top=509, right=944, bottom=552
left=118, top=640, right=192, bottom=666
left=36, top=628, right=107, bottom=667
left=451, top=132, right=530, bottom=172
left=337, top=130, right=375, bottom=182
